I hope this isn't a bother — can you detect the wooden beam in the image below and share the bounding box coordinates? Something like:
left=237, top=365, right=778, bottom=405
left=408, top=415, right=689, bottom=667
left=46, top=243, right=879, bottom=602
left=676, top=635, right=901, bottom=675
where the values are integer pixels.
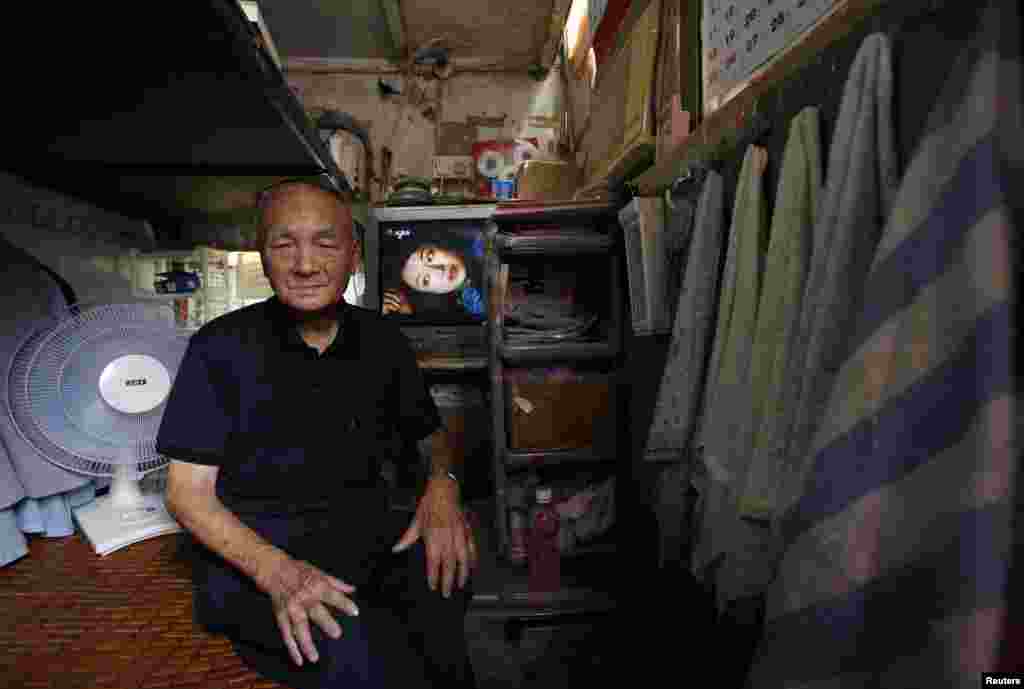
left=540, top=0, right=574, bottom=68
left=239, top=1, right=284, bottom=72
left=284, top=56, right=534, bottom=74
left=633, top=0, right=890, bottom=195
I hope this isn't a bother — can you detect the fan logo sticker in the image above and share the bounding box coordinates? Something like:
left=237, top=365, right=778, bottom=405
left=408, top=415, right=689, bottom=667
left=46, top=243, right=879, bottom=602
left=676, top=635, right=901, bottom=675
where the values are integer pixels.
left=125, top=379, right=147, bottom=387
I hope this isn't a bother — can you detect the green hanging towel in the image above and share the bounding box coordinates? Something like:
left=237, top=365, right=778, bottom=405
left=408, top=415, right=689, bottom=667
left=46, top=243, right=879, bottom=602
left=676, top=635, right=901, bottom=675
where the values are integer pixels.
left=738, top=107, right=823, bottom=522
left=691, top=143, right=770, bottom=584
left=713, top=107, right=824, bottom=609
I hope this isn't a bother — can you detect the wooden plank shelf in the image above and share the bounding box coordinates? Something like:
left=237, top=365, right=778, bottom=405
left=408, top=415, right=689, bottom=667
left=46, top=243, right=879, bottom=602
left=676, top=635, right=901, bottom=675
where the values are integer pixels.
left=416, top=355, right=488, bottom=372
left=491, top=200, right=618, bottom=225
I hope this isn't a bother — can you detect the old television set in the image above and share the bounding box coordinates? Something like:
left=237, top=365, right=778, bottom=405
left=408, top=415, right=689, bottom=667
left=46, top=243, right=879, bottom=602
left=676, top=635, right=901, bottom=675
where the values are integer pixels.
left=366, top=208, right=492, bottom=358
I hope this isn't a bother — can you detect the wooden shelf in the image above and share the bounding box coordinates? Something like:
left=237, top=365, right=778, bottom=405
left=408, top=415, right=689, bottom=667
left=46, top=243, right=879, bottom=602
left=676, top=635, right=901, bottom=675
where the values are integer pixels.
left=372, top=204, right=497, bottom=222
left=499, top=340, right=619, bottom=365
left=632, top=0, right=890, bottom=196
left=504, top=447, right=616, bottom=472
left=485, top=195, right=626, bottom=588
left=416, top=356, right=488, bottom=372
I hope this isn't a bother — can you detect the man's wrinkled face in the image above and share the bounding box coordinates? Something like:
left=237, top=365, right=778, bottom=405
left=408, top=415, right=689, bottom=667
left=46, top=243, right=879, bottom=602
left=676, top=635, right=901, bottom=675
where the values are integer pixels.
left=400, top=244, right=466, bottom=295
left=259, top=184, right=360, bottom=313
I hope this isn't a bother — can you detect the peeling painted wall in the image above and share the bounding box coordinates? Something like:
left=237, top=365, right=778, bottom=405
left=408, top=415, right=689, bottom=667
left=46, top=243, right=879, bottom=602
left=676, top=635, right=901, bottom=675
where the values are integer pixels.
left=287, top=66, right=566, bottom=191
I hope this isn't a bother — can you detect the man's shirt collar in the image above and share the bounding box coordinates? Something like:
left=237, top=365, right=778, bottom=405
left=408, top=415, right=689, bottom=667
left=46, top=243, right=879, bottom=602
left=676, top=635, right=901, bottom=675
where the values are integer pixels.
left=267, top=296, right=358, bottom=359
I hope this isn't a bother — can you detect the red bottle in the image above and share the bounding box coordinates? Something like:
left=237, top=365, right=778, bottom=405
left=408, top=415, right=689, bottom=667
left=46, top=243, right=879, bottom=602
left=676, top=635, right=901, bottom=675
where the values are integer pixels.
left=528, top=487, right=561, bottom=592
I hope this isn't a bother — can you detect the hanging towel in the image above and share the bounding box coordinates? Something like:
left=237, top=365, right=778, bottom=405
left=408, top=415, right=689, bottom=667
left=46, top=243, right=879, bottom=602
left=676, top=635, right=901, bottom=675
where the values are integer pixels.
left=747, top=1, right=1021, bottom=684
left=758, top=32, right=899, bottom=527
left=645, top=170, right=727, bottom=461
left=691, top=144, right=770, bottom=584
left=738, top=107, right=823, bottom=523
left=713, top=107, right=824, bottom=607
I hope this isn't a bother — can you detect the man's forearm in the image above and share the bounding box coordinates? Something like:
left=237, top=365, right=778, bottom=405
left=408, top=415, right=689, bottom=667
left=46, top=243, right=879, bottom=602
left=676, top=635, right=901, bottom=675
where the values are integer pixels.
left=167, top=494, right=290, bottom=593
left=419, top=423, right=462, bottom=480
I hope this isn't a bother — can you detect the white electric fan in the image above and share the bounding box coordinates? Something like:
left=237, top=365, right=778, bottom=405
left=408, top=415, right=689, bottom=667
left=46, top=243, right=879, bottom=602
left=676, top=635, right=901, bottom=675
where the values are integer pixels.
left=7, top=302, right=190, bottom=555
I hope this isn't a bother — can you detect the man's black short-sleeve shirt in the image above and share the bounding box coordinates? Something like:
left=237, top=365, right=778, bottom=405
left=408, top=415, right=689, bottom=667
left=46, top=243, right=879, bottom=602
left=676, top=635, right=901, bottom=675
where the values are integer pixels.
left=155, top=297, right=441, bottom=516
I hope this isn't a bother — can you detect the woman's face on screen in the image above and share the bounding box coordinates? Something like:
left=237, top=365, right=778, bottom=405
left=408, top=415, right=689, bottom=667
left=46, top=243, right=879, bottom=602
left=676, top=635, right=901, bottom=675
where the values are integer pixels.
left=400, top=244, right=467, bottom=294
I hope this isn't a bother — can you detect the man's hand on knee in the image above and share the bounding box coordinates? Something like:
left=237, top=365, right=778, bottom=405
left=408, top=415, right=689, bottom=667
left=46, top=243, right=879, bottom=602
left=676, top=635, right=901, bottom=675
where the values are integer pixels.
left=393, top=476, right=478, bottom=598
left=261, top=557, right=360, bottom=667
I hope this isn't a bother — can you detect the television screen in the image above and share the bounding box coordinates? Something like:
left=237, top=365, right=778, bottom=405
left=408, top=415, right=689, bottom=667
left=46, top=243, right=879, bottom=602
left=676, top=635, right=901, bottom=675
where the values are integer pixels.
left=378, top=220, right=487, bottom=324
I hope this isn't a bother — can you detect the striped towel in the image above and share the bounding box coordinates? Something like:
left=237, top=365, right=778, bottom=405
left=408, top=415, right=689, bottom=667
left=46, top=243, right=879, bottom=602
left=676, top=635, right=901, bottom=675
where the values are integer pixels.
left=747, top=1, right=1021, bottom=685
left=692, top=145, right=770, bottom=583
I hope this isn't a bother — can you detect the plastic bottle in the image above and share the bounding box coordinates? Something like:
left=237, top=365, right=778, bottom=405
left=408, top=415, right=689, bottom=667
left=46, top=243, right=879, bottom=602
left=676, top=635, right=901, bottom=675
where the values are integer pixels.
left=528, top=487, right=561, bottom=592
left=509, top=508, right=528, bottom=562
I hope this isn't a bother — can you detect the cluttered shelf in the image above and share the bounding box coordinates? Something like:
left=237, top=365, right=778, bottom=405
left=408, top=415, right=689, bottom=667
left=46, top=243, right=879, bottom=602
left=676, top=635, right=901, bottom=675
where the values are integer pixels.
left=496, top=252, right=623, bottom=365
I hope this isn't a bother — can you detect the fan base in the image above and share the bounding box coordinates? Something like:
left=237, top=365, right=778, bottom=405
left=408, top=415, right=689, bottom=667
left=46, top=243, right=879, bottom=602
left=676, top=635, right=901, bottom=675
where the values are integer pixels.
left=73, top=492, right=181, bottom=556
